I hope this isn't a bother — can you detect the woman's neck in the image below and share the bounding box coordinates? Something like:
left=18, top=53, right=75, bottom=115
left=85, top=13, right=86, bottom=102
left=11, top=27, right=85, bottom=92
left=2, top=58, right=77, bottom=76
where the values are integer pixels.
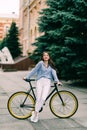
left=44, top=61, right=49, bottom=68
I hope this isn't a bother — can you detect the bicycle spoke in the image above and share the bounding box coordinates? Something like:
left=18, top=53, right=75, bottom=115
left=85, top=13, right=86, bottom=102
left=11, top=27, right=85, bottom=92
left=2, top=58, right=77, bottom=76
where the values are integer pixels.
left=7, top=92, right=35, bottom=119
left=50, top=91, right=78, bottom=118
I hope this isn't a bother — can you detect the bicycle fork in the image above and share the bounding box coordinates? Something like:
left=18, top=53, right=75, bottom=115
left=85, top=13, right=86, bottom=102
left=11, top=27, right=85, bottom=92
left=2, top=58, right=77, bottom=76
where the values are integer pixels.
left=54, top=84, right=65, bottom=106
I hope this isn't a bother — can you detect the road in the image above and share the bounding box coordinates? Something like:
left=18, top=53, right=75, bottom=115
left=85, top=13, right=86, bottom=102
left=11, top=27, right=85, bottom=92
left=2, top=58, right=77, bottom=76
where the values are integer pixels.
left=0, top=71, right=87, bottom=130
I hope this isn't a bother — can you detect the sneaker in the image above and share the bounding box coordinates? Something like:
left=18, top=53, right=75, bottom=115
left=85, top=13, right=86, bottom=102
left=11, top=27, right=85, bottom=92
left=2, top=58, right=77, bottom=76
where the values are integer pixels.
left=30, top=111, right=38, bottom=123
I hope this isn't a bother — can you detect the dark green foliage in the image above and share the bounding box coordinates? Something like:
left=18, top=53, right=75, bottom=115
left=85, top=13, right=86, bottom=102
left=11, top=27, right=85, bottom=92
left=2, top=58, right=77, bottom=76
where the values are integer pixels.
left=0, top=37, right=7, bottom=50
left=6, top=22, right=22, bottom=58
left=30, top=0, right=87, bottom=81
left=0, top=22, right=22, bottom=59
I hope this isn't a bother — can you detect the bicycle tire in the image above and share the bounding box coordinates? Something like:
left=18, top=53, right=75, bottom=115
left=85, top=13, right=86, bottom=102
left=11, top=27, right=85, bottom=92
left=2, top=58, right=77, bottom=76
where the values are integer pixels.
left=49, top=90, right=78, bottom=118
left=7, top=91, right=35, bottom=119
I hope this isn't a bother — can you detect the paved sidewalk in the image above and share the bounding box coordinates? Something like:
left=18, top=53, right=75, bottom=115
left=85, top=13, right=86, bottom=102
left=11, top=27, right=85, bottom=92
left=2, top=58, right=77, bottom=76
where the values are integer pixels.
left=0, top=71, right=87, bottom=130
left=0, top=71, right=34, bottom=130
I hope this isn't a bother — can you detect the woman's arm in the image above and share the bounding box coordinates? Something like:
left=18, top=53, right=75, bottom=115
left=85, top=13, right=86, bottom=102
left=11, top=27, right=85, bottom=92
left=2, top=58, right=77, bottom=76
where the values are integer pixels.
left=25, top=61, right=42, bottom=79
left=51, top=69, right=62, bottom=85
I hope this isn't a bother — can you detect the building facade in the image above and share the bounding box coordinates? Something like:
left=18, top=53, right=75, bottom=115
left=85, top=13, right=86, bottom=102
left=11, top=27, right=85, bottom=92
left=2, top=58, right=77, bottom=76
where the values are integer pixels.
left=0, top=13, right=19, bottom=41
left=19, top=0, right=46, bottom=56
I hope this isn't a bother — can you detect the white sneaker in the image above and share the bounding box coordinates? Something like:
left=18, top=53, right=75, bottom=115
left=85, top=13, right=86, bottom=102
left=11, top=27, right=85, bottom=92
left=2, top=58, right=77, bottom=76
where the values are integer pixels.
left=30, top=111, right=38, bottom=123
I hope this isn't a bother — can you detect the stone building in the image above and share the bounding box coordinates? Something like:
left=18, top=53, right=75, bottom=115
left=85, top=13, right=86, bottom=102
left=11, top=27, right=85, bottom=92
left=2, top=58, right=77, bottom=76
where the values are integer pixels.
left=19, top=0, right=46, bottom=56
left=0, top=13, right=19, bottom=40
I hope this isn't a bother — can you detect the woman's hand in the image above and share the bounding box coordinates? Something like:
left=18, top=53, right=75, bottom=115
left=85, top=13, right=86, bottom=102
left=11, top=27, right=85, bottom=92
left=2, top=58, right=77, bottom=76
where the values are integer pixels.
left=58, top=81, right=62, bottom=86
left=23, top=77, right=26, bottom=80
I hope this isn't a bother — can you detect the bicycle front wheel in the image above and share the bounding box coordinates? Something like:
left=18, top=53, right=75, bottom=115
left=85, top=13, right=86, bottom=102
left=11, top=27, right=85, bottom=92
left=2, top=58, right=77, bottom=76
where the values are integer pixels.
left=7, top=91, right=35, bottom=119
left=50, top=91, right=78, bottom=118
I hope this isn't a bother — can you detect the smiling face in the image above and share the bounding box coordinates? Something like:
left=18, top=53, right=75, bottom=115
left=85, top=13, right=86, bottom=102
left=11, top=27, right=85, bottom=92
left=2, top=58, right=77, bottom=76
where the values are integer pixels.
left=42, top=52, right=50, bottom=61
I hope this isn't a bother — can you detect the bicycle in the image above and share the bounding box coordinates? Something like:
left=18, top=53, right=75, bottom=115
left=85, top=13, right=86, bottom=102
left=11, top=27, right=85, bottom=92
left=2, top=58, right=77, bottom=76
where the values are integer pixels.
left=7, top=79, right=78, bottom=120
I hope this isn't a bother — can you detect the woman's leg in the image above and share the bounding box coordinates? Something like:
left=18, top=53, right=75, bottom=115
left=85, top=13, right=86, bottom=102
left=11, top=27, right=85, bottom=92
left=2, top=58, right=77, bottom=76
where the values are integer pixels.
left=31, top=78, right=51, bottom=122
left=31, top=79, right=43, bottom=122
left=35, top=78, right=51, bottom=112
left=42, top=78, right=51, bottom=101
left=35, top=78, right=43, bottom=112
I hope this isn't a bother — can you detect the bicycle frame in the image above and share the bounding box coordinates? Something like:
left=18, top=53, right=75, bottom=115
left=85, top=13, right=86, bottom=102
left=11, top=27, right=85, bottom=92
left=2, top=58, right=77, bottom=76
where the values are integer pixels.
left=8, top=79, right=78, bottom=119
left=25, top=79, right=64, bottom=106
left=46, top=83, right=64, bottom=105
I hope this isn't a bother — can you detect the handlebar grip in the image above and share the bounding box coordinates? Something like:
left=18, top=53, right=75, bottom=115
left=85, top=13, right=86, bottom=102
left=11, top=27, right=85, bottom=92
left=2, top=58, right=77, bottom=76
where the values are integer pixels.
left=54, top=82, right=62, bottom=86
left=23, top=78, right=35, bottom=82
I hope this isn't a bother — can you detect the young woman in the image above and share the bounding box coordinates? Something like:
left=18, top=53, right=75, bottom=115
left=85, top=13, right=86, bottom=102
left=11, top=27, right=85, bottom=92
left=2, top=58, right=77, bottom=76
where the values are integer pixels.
left=23, top=52, right=62, bottom=122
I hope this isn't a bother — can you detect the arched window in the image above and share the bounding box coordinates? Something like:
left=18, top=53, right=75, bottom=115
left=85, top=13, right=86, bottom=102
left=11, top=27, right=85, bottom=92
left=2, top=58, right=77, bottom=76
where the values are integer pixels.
left=4, top=25, right=10, bottom=34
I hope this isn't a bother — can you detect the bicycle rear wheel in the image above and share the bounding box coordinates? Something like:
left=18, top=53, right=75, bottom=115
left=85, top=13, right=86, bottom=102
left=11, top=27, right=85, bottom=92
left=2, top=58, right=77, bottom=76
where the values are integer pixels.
left=49, top=91, right=78, bottom=118
left=7, top=91, right=35, bottom=119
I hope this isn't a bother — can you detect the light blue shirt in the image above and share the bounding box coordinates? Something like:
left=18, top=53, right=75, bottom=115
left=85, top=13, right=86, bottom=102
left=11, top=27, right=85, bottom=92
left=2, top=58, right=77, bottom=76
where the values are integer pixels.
left=26, top=61, right=59, bottom=82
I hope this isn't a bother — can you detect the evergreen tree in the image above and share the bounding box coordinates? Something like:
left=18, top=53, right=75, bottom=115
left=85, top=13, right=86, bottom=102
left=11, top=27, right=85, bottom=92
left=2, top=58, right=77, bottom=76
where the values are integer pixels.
left=0, top=33, right=11, bottom=50
left=0, top=40, right=2, bottom=47
left=0, top=37, right=7, bottom=50
left=30, top=0, right=87, bottom=81
left=5, top=22, right=22, bottom=59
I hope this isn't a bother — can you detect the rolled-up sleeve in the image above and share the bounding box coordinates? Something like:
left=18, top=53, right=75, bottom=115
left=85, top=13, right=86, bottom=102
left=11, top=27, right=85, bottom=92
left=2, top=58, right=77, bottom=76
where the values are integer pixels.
left=51, top=69, right=59, bottom=82
left=26, top=61, right=42, bottom=79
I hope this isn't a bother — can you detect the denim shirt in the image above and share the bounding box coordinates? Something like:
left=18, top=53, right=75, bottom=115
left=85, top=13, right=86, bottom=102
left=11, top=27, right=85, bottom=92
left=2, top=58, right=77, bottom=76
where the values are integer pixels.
left=26, top=61, right=59, bottom=82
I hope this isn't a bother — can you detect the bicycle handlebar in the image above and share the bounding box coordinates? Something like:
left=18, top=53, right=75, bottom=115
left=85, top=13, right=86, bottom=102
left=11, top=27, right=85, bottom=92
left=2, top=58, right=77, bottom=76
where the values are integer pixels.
left=23, top=78, right=62, bottom=87
left=23, top=78, right=35, bottom=82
